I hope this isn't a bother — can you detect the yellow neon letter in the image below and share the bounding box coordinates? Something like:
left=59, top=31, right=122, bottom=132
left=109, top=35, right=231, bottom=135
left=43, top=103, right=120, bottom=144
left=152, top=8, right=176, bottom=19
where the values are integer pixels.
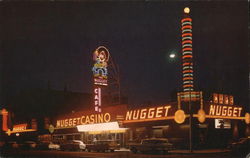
left=148, top=108, right=155, bottom=119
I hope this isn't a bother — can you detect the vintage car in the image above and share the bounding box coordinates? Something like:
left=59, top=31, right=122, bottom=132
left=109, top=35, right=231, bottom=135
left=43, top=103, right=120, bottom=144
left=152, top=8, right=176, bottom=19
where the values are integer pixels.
left=48, top=142, right=60, bottom=150
left=60, top=140, right=86, bottom=151
left=86, top=140, right=120, bottom=152
left=129, top=138, right=173, bottom=154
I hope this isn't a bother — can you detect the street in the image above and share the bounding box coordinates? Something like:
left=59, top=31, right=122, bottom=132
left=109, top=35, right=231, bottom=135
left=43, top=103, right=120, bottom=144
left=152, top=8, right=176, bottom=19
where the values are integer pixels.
left=0, top=149, right=248, bottom=158
left=1, top=2, right=249, bottom=158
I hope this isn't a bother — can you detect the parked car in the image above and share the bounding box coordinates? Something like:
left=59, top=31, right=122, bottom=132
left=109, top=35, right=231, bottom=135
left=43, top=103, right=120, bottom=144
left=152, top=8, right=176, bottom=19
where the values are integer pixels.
left=73, top=140, right=86, bottom=150
left=60, top=140, right=86, bottom=151
left=86, top=140, right=120, bottom=152
left=48, top=142, right=60, bottom=150
left=129, top=138, right=173, bottom=154
left=21, top=141, right=37, bottom=150
left=228, top=137, right=250, bottom=156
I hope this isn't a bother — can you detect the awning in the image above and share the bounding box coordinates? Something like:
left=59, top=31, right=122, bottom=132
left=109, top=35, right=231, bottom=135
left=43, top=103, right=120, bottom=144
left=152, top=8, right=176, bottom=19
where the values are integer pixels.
left=77, top=122, right=127, bottom=134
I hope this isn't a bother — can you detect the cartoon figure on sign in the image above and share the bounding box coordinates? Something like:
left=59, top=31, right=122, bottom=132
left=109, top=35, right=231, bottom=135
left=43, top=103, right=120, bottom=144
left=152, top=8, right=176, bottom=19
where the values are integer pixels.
left=219, top=120, right=224, bottom=129
left=92, top=47, right=109, bottom=80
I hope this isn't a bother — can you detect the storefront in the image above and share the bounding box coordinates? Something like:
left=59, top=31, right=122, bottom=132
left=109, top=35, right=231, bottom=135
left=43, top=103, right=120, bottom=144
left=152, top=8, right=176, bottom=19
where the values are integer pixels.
left=121, top=92, right=250, bottom=149
left=123, top=104, right=179, bottom=143
left=42, top=93, right=249, bottom=149
left=50, top=104, right=128, bottom=146
left=190, top=93, right=250, bottom=148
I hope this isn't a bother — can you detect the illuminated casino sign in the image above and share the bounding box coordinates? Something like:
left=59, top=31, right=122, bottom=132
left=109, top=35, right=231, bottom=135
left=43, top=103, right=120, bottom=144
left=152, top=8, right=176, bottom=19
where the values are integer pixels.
left=213, top=93, right=233, bottom=105
left=56, top=113, right=111, bottom=128
left=94, top=87, right=102, bottom=112
left=6, top=123, right=36, bottom=136
left=92, top=46, right=110, bottom=86
left=55, top=105, right=127, bottom=129
left=124, top=105, right=172, bottom=123
left=13, top=124, right=27, bottom=132
left=208, top=93, right=242, bottom=118
left=209, top=105, right=242, bottom=117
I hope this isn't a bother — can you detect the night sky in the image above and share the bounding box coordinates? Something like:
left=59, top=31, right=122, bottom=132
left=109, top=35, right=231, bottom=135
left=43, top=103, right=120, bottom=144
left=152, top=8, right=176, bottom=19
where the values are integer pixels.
left=1, top=1, right=249, bottom=108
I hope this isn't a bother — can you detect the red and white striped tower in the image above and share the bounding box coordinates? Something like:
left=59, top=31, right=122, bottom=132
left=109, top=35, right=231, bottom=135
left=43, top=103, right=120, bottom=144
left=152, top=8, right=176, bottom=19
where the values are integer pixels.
left=182, top=7, right=194, bottom=92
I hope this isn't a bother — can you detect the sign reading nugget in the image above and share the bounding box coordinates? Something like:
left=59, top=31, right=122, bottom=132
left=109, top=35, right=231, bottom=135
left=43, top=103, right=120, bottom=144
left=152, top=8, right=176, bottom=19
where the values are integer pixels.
left=209, top=94, right=242, bottom=118
left=125, top=105, right=172, bottom=123
left=209, top=105, right=242, bottom=117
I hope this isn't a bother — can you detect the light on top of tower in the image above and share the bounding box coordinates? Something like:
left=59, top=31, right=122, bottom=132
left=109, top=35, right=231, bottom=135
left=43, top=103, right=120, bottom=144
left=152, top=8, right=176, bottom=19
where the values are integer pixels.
left=184, top=7, right=190, bottom=14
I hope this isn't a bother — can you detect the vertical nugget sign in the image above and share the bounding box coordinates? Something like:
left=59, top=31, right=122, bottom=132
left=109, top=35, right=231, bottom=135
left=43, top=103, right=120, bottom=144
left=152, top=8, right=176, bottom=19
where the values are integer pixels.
left=92, top=46, right=109, bottom=112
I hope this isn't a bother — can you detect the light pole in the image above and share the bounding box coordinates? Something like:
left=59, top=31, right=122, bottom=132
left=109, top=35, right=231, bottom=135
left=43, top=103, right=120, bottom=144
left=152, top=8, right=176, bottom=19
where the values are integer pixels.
left=189, top=88, right=193, bottom=152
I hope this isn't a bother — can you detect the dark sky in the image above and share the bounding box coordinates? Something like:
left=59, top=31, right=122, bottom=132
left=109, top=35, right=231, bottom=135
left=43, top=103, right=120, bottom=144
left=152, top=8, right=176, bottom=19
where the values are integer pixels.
left=1, top=1, right=249, bottom=107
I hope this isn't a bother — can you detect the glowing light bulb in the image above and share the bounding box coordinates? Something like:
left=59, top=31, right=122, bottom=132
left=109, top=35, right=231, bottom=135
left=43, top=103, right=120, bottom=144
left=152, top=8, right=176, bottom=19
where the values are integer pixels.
left=184, top=7, right=190, bottom=14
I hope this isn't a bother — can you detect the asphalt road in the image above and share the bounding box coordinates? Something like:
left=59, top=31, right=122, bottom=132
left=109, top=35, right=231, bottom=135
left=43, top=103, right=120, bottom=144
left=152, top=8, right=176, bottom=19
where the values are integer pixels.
left=0, top=150, right=248, bottom=158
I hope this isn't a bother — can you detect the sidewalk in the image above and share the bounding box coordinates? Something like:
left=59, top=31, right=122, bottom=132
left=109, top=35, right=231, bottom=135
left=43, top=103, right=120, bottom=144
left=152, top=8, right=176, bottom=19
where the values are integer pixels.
left=169, top=149, right=230, bottom=154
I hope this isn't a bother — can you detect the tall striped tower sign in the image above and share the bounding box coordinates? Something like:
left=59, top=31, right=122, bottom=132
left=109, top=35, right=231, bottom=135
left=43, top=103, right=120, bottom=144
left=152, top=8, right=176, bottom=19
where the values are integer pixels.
left=182, top=7, right=194, bottom=92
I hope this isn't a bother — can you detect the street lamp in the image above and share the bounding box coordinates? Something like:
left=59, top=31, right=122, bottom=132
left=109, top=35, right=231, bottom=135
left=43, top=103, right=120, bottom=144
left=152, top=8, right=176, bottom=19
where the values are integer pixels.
left=169, top=53, right=176, bottom=59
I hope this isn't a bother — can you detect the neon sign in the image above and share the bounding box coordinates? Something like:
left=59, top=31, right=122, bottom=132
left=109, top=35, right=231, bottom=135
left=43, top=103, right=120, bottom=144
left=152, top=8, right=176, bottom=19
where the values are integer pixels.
left=124, top=105, right=172, bottom=123
left=209, top=94, right=240, bottom=118
left=6, top=123, right=36, bottom=135
left=56, top=113, right=111, bottom=128
left=1, top=108, right=8, bottom=131
left=182, top=8, right=194, bottom=92
left=209, top=105, right=242, bottom=117
left=212, top=93, right=233, bottom=105
left=94, top=87, right=102, bottom=112
left=178, top=91, right=201, bottom=102
left=215, top=119, right=231, bottom=129
left=13, top=124, right=27, bottom=132
left=92, top=46, right=110, bottom=86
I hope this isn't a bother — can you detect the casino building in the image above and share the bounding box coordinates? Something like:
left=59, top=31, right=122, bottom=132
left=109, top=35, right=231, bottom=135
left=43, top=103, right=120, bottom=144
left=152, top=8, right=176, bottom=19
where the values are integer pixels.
left=1, top=7, right=250, bottom=150
left=41, top=93, right=249, bottom=149
left=48, top=7, right=249, bottom=149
